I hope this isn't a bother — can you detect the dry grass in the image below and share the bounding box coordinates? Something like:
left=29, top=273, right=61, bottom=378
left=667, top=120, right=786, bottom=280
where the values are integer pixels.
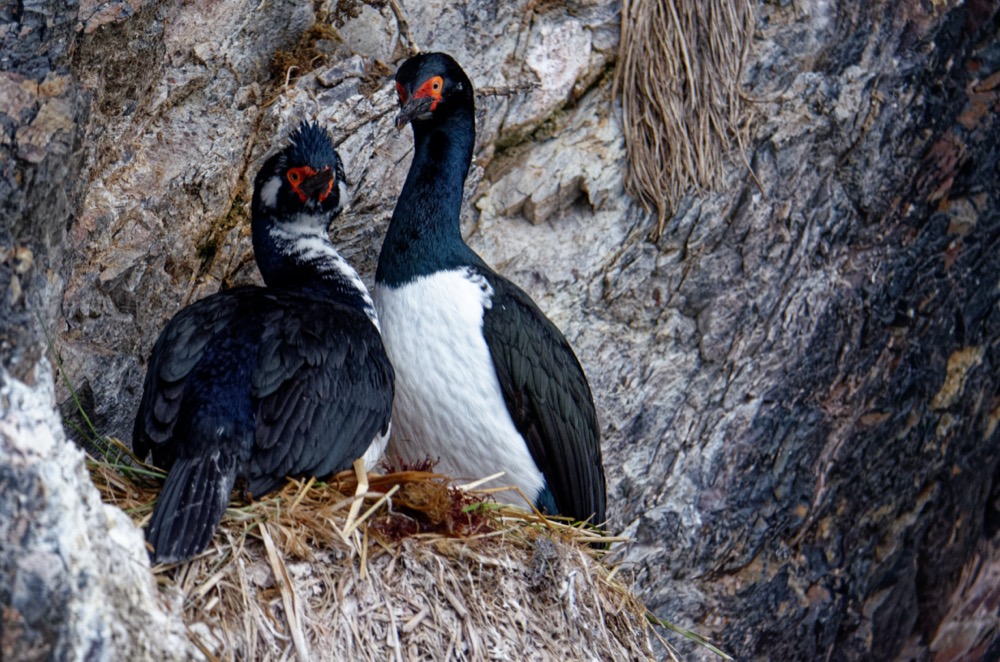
left=88, top=447, right=670, bottom=660
left=615, top=0, right=755, bottom=237
left=269, top=14, right=342, bottom=85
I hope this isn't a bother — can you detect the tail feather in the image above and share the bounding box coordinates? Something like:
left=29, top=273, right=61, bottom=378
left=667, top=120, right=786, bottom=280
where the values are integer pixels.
left=146, top=452, right=237, bottom=564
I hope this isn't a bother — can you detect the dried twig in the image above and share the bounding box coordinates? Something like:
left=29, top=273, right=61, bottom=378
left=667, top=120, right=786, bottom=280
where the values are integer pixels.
left=615, top=0, right=755, bottom=237
left=85, top=460, right=720, bottom=659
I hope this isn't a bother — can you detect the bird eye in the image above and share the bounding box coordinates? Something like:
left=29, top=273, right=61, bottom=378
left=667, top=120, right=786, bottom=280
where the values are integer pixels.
left=413, top=76, right=445, bottom=110
left=286, top=166, right=317, bottom=203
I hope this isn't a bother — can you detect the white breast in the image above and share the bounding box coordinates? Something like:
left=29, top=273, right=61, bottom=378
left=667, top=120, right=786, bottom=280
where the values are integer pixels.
left=375, top=268, right=545, bottom=509
left=360, top=425, right=391, bottom=472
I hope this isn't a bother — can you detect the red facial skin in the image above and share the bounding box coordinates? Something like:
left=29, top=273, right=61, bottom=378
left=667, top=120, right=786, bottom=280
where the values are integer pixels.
left=396, top=76, right=444, bottom=111
left=287, top=165, right=333, bottom=203
left=413, top=75, right=444, bottom=111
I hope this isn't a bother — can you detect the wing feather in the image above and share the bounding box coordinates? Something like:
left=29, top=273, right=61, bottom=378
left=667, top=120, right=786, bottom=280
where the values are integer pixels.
left=133, top=292, right=245, bottom=462
left=248, top=293, right=394, bottom=496
left=480, top=273, right=606, bottom=524
left=135, top=287, right=394, bottom=502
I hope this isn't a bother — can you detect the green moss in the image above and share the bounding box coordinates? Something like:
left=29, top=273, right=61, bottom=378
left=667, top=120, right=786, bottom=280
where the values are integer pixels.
left=196, top=192, right=248, bottom=275
left=196, top=237, right=217, bottom=263
left=492, top=60, right=616, bottom=159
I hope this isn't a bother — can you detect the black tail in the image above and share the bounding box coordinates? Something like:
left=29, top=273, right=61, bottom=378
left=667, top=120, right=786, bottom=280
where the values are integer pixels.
left=146, top=452, right=237, bottom=564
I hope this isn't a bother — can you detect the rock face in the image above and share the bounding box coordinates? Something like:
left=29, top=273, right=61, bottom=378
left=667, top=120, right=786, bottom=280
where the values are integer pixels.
left=1, top=2, right=194, bottom=659
left=0, top=364, right=194, bottom=661
left=3, top=0, right=999, bottom=659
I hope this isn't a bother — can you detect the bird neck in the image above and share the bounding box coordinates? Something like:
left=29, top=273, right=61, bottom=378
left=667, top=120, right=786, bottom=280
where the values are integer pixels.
left=376, top=107, right=481, bottom=287
left=253, top=215, right=378, bottom=328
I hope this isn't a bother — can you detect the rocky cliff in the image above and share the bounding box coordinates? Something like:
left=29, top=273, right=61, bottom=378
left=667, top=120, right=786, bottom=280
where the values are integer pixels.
left=2, top=0, right=998, bottom=659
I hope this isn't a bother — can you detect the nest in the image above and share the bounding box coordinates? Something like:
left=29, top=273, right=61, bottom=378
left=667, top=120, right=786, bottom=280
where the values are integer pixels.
left=89, top=446, right=671, bottom=661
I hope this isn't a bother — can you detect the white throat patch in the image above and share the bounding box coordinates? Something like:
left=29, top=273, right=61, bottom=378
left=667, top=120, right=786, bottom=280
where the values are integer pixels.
left=260, top=175, right=281, bottom=209
left=271, top=220, right=379, bottom=330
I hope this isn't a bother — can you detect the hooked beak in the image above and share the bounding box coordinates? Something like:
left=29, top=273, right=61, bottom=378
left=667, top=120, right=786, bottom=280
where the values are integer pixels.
left=394, top=96, right=435, bottom=131
left=299, top=167, right=334, bottom=201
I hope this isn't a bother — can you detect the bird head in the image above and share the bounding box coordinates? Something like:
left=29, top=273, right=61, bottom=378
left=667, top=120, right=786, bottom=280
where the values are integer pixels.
left=393, top=52, right=474, bottom=131
left=252, top=121, right=348, bottom=230
left=251, top=122, right=354, bottom=289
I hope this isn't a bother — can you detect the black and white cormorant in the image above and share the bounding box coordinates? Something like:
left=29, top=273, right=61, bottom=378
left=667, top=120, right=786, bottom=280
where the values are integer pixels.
left=133, top=122, right=394, bottom=563
left=374, top=53, right=606, bottom=525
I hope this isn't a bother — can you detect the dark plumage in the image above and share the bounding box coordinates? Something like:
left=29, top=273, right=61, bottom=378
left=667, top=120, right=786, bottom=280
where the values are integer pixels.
left=374, top=53, right=606, bottom=525
left=133, top=122, right=394, bottom=563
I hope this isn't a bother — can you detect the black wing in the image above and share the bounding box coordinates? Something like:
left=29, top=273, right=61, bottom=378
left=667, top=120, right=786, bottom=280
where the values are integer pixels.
left=132, top=291, right=243, bottom=465
left=133, top=286, right=392, bottom=562
left=247, top=292, right=394, bottom=496
left=480, top=271, right=606, bottom=524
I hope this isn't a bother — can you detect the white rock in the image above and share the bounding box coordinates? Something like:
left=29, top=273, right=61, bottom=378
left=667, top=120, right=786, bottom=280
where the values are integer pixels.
left=503, top=18, right=592, bottom=134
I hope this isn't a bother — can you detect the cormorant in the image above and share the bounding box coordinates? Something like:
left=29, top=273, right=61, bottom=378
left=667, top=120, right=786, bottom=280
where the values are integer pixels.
left=133, top=122, right=394, bottom=563
left=374, top=53, right=605, bottom=525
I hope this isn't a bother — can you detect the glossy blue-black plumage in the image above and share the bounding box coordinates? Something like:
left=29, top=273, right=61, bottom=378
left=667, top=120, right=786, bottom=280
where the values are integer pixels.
left=375, top=54, right=479, bottom=287
left=133, top=122, right=393, bottom=563
left=287, top=121, right=341, bottom=173
left=251, top=122, right=347, bottom=293
left=478, top=271, right=604, bottom=524
left=377, top=53, right=606, bottom=524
